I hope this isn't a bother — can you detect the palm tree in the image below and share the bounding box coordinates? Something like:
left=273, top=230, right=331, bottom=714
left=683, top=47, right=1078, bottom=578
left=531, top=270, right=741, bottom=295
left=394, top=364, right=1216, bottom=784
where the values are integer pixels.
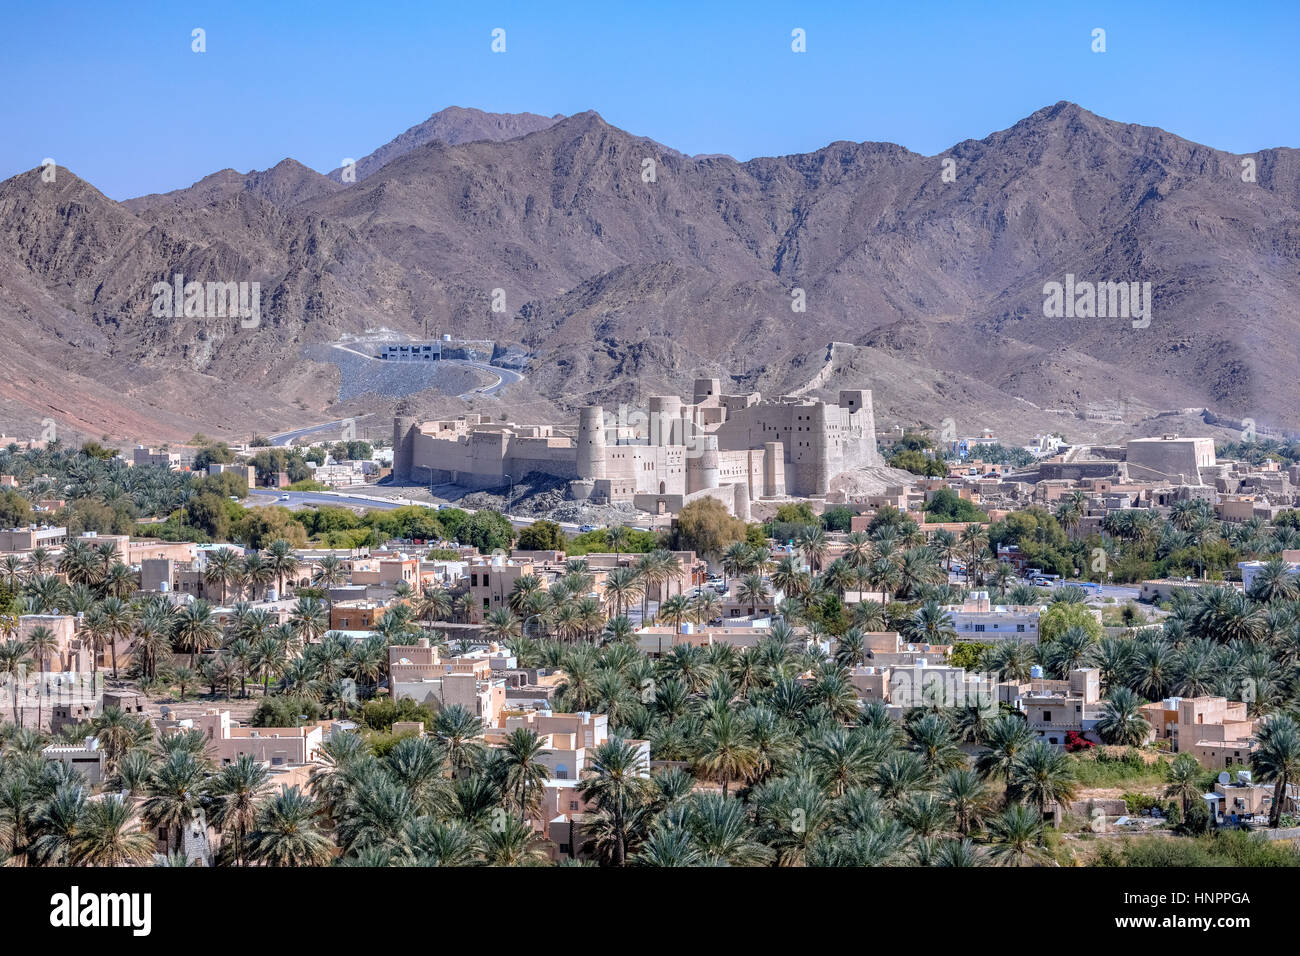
left=942, top=768, right=991, bottom=836
left=694, top=710, right=758, bottom=796
left=416, top=587, right=452, bottom=628
left=737, top=573, right=770, bottom=617
left=265, top=539, right=300, bottom=598
left=31, top=784, right=87, bottom=865
left=986, top=804, right=1049, bottom=866
left=241, top=552, right=274, bottom=601
left=1095, top=687, right=1151, bottom=746
left=1253, top=714, right=1300, bottom=828
left=605, top=525, right=630, bottom=560
left=247, top=787, right=334, bottom=866
left=98, top=596, right=134, bottom=679
left=481, top=814, right=547, bottom=866
left=976, top=715, right=1035, bottom=785
left=131, top=600, right=175, bottom=681
left=142, top=751, right=208, bottom=853
left=903, top=601, right=957, bottom=645
left=684, top=791, right=774, bottom=866
left=0, top=638, right=31, bottom=727
left=500, top=727, right=551, bottom=820
left=906, top=713, right=966, bottom=778
left=102, top=562, right=138, bottom=600
left=433, top=705, right=486, bottom=779
left=91, top=706, right=150, bottom=775
left=1164, top=753, right=1203, bottom=817
left=1009, top=741, right=1077, bottom=825
left=657, top=593, right=693, bottom=633
left=173, top=599, right=221, bottom=668
left=721, top=542, right=751, bottom=589
left=71, top=795, right=156, bottom=866
left=0, top=554, right=25, bottom=591
left=25, top=546, right=54, bottom=575
left=932, top=529, right=958, bottom=572
left=26, top=625, right=59, bottom=730
left=602, top=567, right=644, bottom=620
left=959, top=523, right=988, bottom=576
left=809, top=727, right=875, bottom=797
left=209, top=754, right=272, bottom=865
left=204, top=547, right=242, bottom=605
left=634, top=826, right=703, bottom=867
left=797, top=525, right=829, bottom=573
left=575, top=737, right=651, bottom=866
left=80, top=606, right=111, bottom=683
left=484, top=608, right=522, bottom=645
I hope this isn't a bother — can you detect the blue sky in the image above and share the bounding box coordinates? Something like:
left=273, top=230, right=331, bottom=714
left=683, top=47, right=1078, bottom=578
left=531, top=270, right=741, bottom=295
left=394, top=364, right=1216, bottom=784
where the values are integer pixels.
left=3, top=0, right=1297, bottom=200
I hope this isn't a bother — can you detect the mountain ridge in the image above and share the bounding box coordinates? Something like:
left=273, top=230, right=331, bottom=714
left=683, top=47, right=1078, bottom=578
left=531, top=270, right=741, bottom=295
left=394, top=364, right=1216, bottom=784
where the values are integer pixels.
left=2, top=102, right=1297, bottom=446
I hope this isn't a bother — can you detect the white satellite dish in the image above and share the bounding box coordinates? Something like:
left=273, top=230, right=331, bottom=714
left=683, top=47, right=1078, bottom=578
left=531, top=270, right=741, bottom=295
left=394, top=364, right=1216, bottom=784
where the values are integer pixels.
left=1217, top=771, right=1231, bottom=785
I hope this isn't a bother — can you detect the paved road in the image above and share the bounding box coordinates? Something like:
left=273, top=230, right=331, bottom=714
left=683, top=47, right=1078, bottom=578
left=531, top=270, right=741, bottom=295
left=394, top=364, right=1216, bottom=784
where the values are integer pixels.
left=457, top=361, right=524, bottom=399
left=948, top=571, right=1141, bottom=602
left=268, top=415, right=374, bottom=447
left=1057, top=580, right=1142, bottom=601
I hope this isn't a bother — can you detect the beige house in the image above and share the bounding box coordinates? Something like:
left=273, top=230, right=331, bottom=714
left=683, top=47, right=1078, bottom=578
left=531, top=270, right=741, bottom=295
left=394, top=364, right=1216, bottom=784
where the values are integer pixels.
left=388, top=639, right=507, bottom=724
left=1139, top=696, right=1257, bottom=769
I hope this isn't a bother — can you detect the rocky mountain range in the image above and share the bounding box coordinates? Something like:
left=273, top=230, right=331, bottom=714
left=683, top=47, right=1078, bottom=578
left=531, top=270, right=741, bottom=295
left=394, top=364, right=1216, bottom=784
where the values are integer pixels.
left=1, top=102, right=1297, bottom=446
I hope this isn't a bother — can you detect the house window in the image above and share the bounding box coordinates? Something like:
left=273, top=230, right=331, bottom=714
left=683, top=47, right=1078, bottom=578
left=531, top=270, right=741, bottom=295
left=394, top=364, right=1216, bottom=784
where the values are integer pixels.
left=1017, top=624, right=1025, bottom=632
left=1043, top=711, right=1052, bottom=722
left=569, top=801, right=579, bottom=811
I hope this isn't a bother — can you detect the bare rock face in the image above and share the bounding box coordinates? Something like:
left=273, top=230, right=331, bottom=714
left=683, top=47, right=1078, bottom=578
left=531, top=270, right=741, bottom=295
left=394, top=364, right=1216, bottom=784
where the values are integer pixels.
left=325, top=106, right=566, bottom=183
left=1, top=102, right=1298, bottom=443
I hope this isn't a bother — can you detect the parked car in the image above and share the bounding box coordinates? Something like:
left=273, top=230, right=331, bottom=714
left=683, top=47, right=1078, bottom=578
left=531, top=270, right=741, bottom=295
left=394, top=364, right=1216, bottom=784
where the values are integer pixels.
left=579, top=524, right=598, bottom=533
left=279, top=494, right=290, bottom=500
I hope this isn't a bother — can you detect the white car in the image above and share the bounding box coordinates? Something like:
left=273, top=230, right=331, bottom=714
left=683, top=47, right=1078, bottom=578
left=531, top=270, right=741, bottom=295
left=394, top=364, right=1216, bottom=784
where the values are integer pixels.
left=279, top=494, right=290, bottom=500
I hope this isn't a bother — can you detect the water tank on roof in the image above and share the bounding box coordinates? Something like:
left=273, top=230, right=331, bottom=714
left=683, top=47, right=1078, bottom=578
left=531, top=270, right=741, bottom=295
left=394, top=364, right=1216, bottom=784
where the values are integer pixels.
left=266, top=588, right=278, bottom=602
left=1030, top=665, right=1045, bottom=679
left=917, top=658, right=927, bottom=667
left=681, top=622, right=694, bottom=635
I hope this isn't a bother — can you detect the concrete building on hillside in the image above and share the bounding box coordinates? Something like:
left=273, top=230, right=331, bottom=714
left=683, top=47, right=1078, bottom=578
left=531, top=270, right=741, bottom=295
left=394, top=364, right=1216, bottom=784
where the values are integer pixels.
left=1124, top=435, right=1216, bottom=484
